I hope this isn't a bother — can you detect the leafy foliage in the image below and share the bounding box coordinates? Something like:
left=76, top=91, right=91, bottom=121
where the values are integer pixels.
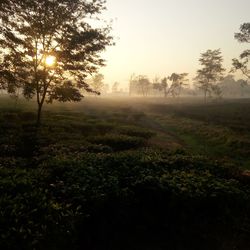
left=231, top=23, right=250, bottom=81
left=0, top=0, right=113, bottom=123
left=195, top=49, right=225, bottom=102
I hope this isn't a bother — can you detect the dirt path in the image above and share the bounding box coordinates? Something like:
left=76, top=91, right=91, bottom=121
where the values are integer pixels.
left=139, top=115, right=186, bottom=150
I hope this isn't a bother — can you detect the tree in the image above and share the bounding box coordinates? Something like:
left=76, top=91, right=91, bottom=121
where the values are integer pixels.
left=168, top=73, right=188, bottom=97
left=153, top=74, right=188, bottom=98
left=153, top=76, right=168, bottom=97
left=137, top=75, right=151, bottom=97
left=219, top=75, right=249, bottom=97
left=128, top=75, right=151, bottom=96
left=0, top=0, right=113, bottom=124
left=231, top=23, right=250, bottom=81
left=90, top=73, right=104, bottom=95
left=195, top=49, right=225, bottom=103
left=161, top=77, right=168, bottom=97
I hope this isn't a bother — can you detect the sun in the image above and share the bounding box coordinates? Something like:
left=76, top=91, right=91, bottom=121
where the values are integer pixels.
left=45, top=55, right=56, bottom=67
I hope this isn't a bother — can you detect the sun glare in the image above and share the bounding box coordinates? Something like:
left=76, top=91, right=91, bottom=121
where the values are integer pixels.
left=45, top=55, right=56, bottom=67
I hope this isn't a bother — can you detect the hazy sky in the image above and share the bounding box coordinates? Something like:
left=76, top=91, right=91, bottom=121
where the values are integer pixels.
left=100, top=0, right=250, bottom=87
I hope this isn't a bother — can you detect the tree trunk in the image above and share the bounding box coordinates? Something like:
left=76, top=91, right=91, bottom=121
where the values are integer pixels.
left=36, top=104, right=42, bottom=126
left=204, top=90, right=207, bottom=103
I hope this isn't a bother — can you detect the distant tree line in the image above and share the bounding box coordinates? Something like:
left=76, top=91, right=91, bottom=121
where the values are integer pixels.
left=128, top=23, right=250, bottom=101
left=129, top=73, right=189, bottom=97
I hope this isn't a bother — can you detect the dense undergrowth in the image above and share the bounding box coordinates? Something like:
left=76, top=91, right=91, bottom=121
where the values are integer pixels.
left=0, top=100, right=250, bottom=250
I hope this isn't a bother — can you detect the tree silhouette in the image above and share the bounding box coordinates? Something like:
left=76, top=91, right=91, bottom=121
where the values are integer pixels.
left=231, top=23, right=250, bottom=81
left=129, top=75, right=151, bottom=97
left=153, top=77, right=168, bottom=98
left=137, top=75, right=151, bottom=97
left=168, top=73, right=188, bottom=97
left=153, top=74, right=188, bottom=98
left=0, top=0, right=113, bottom=124
left=219, top=75, right=249, bottom=97
left=90, top=73, right=104, bottom=95
left=195, top=49, right=225, bottom=103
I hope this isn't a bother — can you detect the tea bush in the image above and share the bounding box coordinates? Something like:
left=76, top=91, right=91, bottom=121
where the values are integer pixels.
left=0, top=105, right=250, bottom=250
left=87, top=134, right=146, bottom=151
left=117, top=125, right=156, bottom=139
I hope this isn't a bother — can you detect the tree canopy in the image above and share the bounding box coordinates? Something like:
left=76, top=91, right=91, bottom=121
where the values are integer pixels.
left=195, top=49, right=225, bottom=102
left=231, top=23, right=250, bottom=80
left=0, top=0, right=113, bottom=123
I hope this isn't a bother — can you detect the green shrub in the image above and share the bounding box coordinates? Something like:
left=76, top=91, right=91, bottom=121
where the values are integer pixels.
left=94, top=122, right=115, bottom=135
left=0, top=150, right=249, bottom=249
left=87, top=134, right=146, bottom=150
left=2, top=112, right=19, bottom=122
left=118, top=125, right=155, bottom=139
left=86, top=143, right=113, bottom=153
left=18, top=112, right=36, bottom=121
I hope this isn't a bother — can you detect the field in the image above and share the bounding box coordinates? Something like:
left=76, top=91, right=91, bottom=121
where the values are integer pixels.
left=0, top=96, right=250, bottom=250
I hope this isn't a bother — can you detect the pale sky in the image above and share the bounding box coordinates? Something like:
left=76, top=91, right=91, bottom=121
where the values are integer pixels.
left=100, top=0, right=250, bottom=87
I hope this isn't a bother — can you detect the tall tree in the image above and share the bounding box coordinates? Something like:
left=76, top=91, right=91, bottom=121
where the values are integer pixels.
left=195, top=49, right=225, bottom=103
left=0, top=0, right=113, bottom=124
left=231, top=23, right=250, bottom=81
